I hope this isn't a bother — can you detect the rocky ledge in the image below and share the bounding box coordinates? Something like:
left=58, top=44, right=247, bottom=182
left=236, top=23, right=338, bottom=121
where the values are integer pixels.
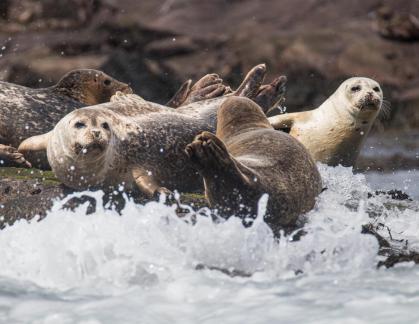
left=1, top=166, right=418, bottom=270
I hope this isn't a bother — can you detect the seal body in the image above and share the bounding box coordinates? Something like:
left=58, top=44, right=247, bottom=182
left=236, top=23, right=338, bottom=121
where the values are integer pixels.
left=186, top=97, right=322, bottom=235
left=19, top=64, right=287, bottom=195
left=46, top=97, right=226, bottom=193
left=268, top=77, right=384, bottom=167
left=0, top=69, right=131, bottom=168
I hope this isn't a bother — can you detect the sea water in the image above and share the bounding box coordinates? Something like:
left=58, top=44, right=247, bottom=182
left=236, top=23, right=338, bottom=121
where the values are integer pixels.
left=0, top=165, right=418, bottom=324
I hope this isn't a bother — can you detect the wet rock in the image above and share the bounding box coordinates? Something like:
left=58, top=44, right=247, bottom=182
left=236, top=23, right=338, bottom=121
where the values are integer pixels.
left=372, top=5, right=419, bottom=42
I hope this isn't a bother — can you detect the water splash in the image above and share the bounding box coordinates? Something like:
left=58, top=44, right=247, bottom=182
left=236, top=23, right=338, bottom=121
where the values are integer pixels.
left=0, top=165, right=418, bottom=323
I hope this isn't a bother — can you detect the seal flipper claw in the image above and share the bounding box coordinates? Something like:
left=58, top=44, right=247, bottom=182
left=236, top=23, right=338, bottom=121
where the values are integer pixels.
left=254, top=75, right=287, bottom=114
left=0, top=144, right=32, bottom=168
left=186, top=131, right=249, bottom=181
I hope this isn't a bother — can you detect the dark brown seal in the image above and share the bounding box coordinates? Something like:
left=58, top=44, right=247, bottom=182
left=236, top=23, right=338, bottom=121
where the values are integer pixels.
left=19, top=64, right=286, bottom=196
left=0, top=69, right=132, bottom=168
left=185, top=95, right=322, bottom=236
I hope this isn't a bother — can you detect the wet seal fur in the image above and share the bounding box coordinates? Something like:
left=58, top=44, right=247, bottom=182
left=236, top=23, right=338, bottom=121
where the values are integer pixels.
left=185, top=96, right=322, bottom=236
left=0, top=69, right=132, bottom=168
left=268, top=77, right=384, bottom=167
left=19, top=65, right=285, bottom=196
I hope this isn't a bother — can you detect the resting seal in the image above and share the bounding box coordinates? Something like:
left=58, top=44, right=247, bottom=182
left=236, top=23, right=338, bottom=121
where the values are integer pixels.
left=19, top=64, right=286, bottom=196
left=185, top=96, right=322, bottom=235
left=268, top=77, right=384, bottom=167
left=0, top=69, right=132, bottom=168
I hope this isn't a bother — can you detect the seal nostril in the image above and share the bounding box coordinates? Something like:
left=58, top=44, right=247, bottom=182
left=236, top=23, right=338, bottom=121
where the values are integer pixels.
left=91, top=130, right=100, bottom=138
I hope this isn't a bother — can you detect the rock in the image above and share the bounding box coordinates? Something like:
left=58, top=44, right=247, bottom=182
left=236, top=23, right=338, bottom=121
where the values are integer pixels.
left=372, top=5, right=419, bottom=42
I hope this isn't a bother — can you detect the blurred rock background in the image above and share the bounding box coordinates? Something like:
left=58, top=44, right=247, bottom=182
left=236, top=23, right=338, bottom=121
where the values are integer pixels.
left=0, top=0, right=418, bottom=169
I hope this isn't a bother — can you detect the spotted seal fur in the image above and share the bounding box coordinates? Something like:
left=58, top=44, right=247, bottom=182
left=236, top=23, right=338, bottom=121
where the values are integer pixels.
left=0, top=69, right=132, bottom=168
left=19, top=64, right=286, bottom=196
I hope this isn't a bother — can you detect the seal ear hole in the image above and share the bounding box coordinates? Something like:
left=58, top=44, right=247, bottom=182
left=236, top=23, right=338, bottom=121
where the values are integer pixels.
left=75, top=121, right=86, bottom=129
left=104, top=79, right=111, bottom=86
left=351, top=86, right=361, bottom=92
left=101, top=122, right=110, bottom=130
left=373, top=86, right=380, bottom=92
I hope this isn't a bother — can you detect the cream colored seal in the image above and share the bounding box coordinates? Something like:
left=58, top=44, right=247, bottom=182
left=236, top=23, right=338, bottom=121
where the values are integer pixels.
left=268, top=77, right=384, bottom=167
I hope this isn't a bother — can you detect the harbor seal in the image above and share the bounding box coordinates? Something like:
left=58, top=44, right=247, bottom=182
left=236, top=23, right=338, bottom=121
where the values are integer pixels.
left=185, top=96, right=322, bottom=235
left=19, top=64, right=287, bottom=196
left=268, top=77, right=384, bottom=167
left=0, top=69, right=132, bottom=168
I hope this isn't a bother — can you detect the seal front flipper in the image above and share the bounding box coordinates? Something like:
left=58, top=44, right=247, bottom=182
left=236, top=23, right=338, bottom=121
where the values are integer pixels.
left=185, top=131, right=257, bottom=212
left=131, top=166, right=172, bottom=198
left=268, top=113, right=298, bottom=132
left=254, top=76, right=287, bottom=114
left=0, top=144, right=32, bottom=168
left=18, top=132, right=51, bottom=156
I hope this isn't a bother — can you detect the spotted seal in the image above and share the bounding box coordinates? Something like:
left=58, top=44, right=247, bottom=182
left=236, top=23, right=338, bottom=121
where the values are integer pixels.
left=185, top=96, right=322, bottom=235
left=19, top=64, right=286, bottom=196
left=268, top=77, right=385, bottom=167
left=0, top=69, right=132, bottom=168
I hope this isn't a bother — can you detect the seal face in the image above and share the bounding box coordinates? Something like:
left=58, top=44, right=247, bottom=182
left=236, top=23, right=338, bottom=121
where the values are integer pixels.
left=19, top=64, right=287, bottom=196
left=47, top=109, right=119, bottom=190
left=268, top=77, right=384, bottom=167
left=0, top=69, right=132, bottom=168
left=53, top=69, right=133, bottom=105
left=185, top=96, right=322, bottom=236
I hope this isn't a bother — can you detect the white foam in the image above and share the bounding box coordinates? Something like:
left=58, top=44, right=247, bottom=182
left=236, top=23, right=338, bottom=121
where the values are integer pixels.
left=0, top=166, right=418, bottom=323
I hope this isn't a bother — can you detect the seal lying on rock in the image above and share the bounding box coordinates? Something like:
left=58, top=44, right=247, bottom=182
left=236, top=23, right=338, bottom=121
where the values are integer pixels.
left=185, top=97, right=322, bottom=236
left=0, top=69, right=132, bottom=168
left=19, top=64, right=287, bottom=196
left=268, top=77, right=385, bottom=167
left=1, top=69, right=227, bottom=168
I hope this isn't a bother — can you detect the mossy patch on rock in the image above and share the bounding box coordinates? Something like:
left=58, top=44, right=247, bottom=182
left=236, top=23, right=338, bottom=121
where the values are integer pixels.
left=0, top=167, right=59, bottom=185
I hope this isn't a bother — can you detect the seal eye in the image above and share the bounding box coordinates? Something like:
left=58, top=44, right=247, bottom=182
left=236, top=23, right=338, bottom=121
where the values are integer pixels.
left=351, top=86, right=361, bottom=92
left=75, top=122, right=86, bottom=129
left=373, top=86, right=380, bottom=92
left=101, top=122, right=110, bottom=130
left=103, top=79, right=111, bottom=86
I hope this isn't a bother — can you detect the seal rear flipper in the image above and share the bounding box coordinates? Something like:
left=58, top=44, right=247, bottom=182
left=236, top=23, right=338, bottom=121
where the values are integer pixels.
left=169, top=74, right=229, bottom=107
left=233, top=64, right=266, bottom=99
left=131, top=166, right=171, bottom=198
left=0, top=144, right=32, bottom=168
left=166, top=79, right=192, bottom=108
left=253, top=75, right=287, bottom=114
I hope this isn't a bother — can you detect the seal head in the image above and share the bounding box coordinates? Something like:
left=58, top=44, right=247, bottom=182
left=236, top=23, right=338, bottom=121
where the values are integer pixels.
left=53, top=69, right=133, bottom=105
left=333, top=77, right=383, bottom=117
left=47, top=108, right=118, bottom=190
left=268, top=77, right=384, bottom=167
left=186, top=95, right=322, bottom=236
